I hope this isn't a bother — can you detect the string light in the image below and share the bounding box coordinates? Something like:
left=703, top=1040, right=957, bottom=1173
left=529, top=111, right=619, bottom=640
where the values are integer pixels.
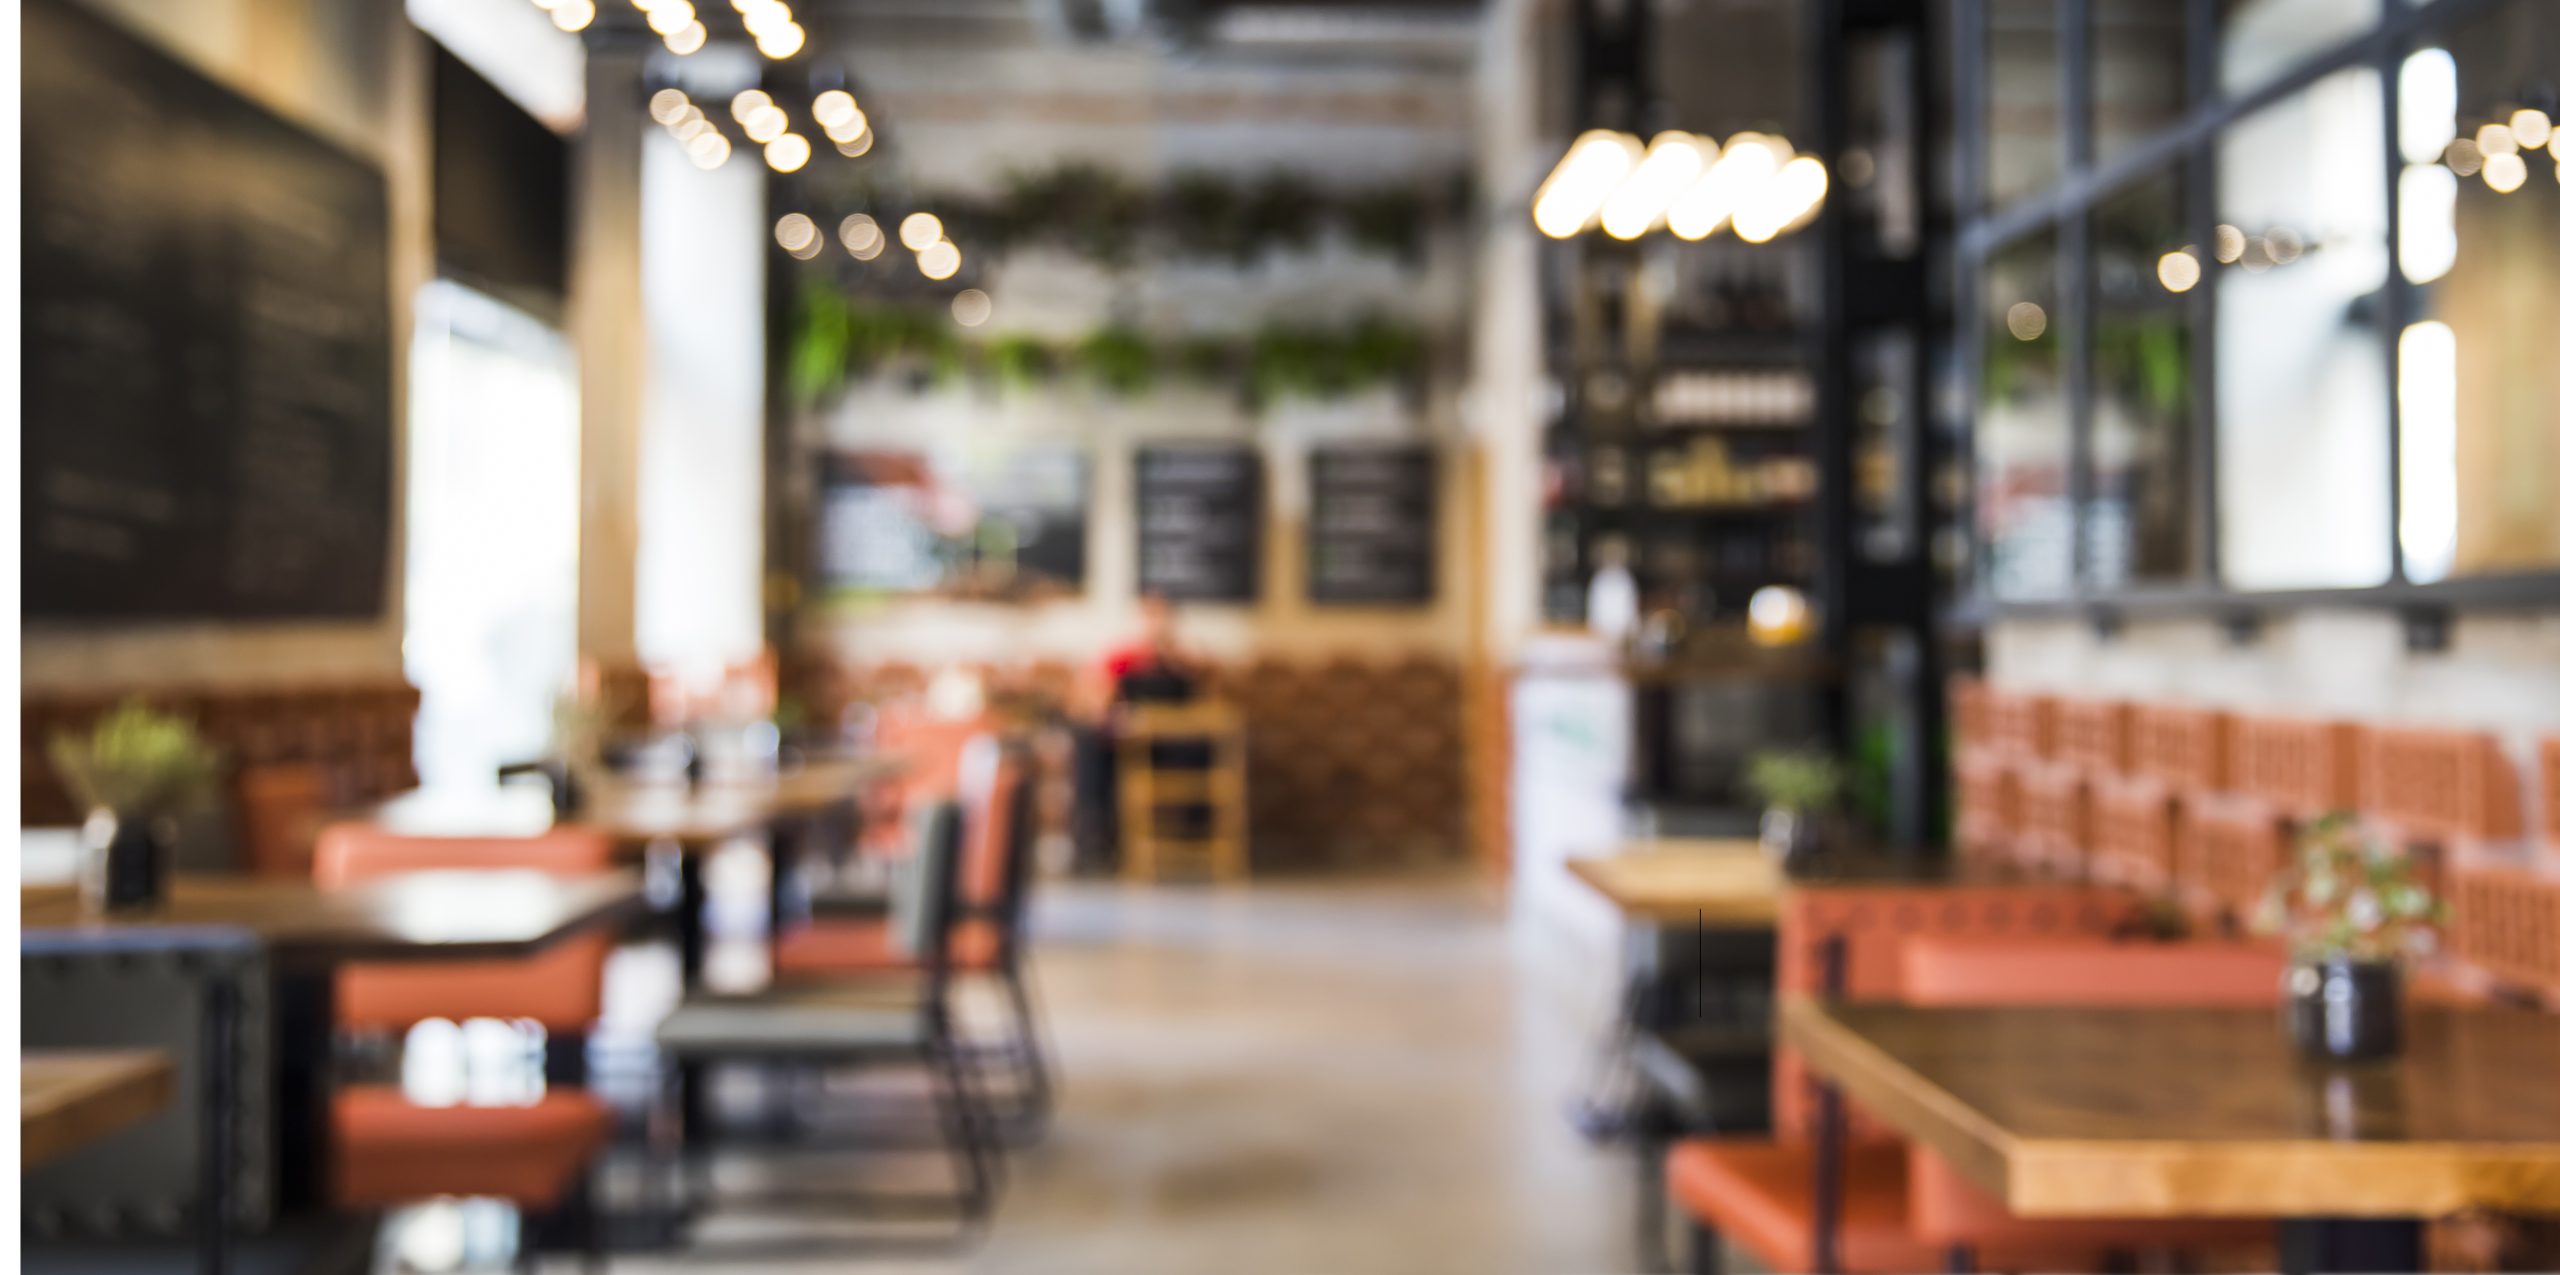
left=645, top=0, right=693, bottom=37
left=2007, top=302, right=2048, bottom=341
left=2157, top=249, right=2201, bottom=293
left=1600, top=132, right=1709, bottom=240
left=2477, top=122, right=2518, bottom=157
left=756, top=22, right=806, bottom=59
left=917, top=239, right=961, bottom=280
left=764, top=133, right=810, bottom=173
left=731, top=90, right=772, bottom=124
left=839, top=214, right=883, bottom=256
left=664, top=20, right=706, bottom=54
left=744, top=104, right=789, bottom=144
left=899, top=212, right=943, bottom=251
left=648, top=89, right=691, bottom=125
left=775, top=213, right=819, bottom=254
left=1532, top=131, right=1640, bottom=239
left=2513, top=109, right=2553, bottom=151
left=951, top=289, right=993, bottom=327
left=836, top=132, right=874, bottom=158
left=551, top=0, right=594, bottom=31
left=823, top=110, right=869, bottom=144
left=2482, top=151, right=2527, bottom=193
left=812, top=90, right=859, bottom=130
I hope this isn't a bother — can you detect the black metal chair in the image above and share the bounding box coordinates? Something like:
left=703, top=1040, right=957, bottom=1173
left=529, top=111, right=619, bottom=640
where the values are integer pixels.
left=652, top=799, right=1002, bottom=1240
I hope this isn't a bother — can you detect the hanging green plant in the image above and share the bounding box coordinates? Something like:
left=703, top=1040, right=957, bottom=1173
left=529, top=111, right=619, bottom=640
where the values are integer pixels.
left=984, top=333, right=1057, bottom=391
left=1343, top=316, right=1426, bottom=387
left=1174, top=336, right=1236, bottom=384
left=1241, top=174, right=1322, bottom=257
left=999, top=164, right=1145, bottom=268
left=1342, top=187, right=1428, bottom=264
left=789, top=286, right=854, bottom=404
left=1076, top=327, right=1158, bottom=397
left=1166, top=172, right=1254, bottom=264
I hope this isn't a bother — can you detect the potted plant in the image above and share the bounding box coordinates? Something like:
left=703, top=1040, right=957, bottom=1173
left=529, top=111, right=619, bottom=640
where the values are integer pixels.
left=49, top=701, right=219, bottom=912
left=1744, top=748, right=1844, bottom=871
left=2252, top=814, right=2446, bottom=1063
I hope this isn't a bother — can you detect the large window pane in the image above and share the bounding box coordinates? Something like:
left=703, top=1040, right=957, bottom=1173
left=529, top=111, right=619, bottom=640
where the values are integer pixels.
left=2094, top=0, right=2191, bottom=166
left=1978, top=229, right=2070, bottom=598
left=2397, top=3, right=2560, bottom=581
left=1986, top=0, right=2062, bottom=209
left=2089, top=168, right=2197, bottom=587
left=2218, top=0, right=2381, bottom=99
left=2213, top=68, right=2392, bottom=591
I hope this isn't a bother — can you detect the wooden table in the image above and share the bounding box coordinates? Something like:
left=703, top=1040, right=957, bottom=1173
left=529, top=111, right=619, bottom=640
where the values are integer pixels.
left=1567, top=838, right=1784, bottom=926
left=23, top=1050, right=175, bottom=1167
left=1783, top=998, right=2560, bottom=1272
left=24, top=868, right=645, bottom=1215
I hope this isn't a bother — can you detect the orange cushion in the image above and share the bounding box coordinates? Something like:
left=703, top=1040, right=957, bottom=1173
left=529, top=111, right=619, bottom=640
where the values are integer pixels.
left=1892, top=938, right=2287, bottom=1007
left=1905, top=1148, right=2275, bottom=1250
left=771, top=917, right=1001, bottom=976
left=333, top=1086, right=611, bottom=1209
left=1667, top=1140, right=2111, bottom=1274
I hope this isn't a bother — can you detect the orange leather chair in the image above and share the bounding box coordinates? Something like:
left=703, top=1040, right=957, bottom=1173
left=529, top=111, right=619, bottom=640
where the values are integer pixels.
left=1670, top=885, right=2150, bottom=1274
left=313, top=825, right=617, bottom=1218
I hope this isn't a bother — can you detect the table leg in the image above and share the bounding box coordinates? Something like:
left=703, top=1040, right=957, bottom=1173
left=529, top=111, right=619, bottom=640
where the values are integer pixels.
left=766, top=817, right=802, bottom=944
left=677, top=852, right=708, bottom=985
left=270, top=969, right=338, bottom=1216
left=2277, top=1217, right=2425, bottom=1274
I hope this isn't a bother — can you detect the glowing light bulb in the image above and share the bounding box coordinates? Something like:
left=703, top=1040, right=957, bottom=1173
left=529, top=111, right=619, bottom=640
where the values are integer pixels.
left=835, top=132, right=874, bottom=158
left=2157, top=249, right=2201, bottom=293
left=664, top=20, right=706, bottom=54
left=1531, top=130, right=1640, bottom=239
left=551, top=0, right=595, bottom=31
left=648, top=88, right=691, bottom=124
left=2483, top=151, right=2527, bottom=193
left=917, top=239, right=960, bottom=280
left=756, top=22, right=805, bottom=59
left=812, top=90, right=858, bottom=129
left=731, top=90, right=772, bottom=123
left=2213, top=223, right=2245, bottom=264
left=744, top=104, right=788, bottom=143
left=823, top=110, right=869, bottom=143
left=763, top=133, right=810, bottom=173
left=1599, top=132, right=1709, bottom=240
left=2397, top=48, right=2456, bottom=164
left=1669, top=136, right=1778, bottom=241
left=839, top=214, right=882, bottom=255
left=2007, top=302, right=2048, bottom=341
left=645, top=0, right=692, bottom=36
left=2512, top=108, right=2553, bottom=151
left=951, top=289, right=993, bottom=327
left=899, top=212, right=943, bottom=251
left=1732, top=154, right=1828, bottom=243
left=688, top=136, right=730, bottom=170
left=775, top=213, right=818, bottom=253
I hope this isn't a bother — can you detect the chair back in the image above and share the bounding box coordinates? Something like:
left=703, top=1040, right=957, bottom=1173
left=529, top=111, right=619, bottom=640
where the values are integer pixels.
left=22, top=926, right=273, bottom=1239
left=892, top=799, right=967, bottom=998
left=1773, top=883, right=2148, bottom=1140
left=986, top=753, right=1041, bottom=967
left=313, top=823, right=615, bottom=1032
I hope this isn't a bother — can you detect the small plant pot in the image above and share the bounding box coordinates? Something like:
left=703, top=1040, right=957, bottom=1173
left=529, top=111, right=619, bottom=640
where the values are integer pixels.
left=80, top=809, right=173, bottom=913
left=2287, top=958, right=2403, bottom=1063
left=1759, top=807, right=1824, bottom=873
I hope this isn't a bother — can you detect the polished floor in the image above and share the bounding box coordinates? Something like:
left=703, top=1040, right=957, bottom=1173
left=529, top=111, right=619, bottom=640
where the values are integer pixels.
left=566, top=872, right=1643, bottom=1273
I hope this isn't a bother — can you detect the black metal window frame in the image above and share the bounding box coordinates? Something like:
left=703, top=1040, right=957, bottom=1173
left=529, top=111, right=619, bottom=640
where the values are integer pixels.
left=1952, top=0, right=2560, bottom=625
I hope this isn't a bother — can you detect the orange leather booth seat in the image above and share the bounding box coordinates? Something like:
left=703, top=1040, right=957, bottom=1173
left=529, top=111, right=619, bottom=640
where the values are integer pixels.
left=1668, top=1143, right=2105, bottom=1274
left=1892, top=936, right=2287, bottom=1006
left=332, top=1087, right=612, bottom=1210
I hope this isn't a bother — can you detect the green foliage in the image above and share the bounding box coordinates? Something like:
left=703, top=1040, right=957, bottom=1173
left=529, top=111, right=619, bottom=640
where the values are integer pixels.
left=1077, top=327, right=1158, bottom=397
left=50, top=700, right=219, bottom=817
left=1166, top=172, right=1253, bottom=263
left=2253, top=813, right=2447, bottom=963
left=1744, top=749, right=1845, bottom=814
left=1342, top=186, right=1427, bottom=263
left=784, top=282, right=1427, bottom=409
left=996, top=164, right=1146, bottom=267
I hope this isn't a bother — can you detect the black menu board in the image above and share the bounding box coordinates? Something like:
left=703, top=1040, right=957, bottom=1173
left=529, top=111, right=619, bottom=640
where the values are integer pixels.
left=22, top=0, right=395, bottom=621
left=1135, top=446, right=1262, bottom=602
left=1308, top=445, right=1437, bottom=605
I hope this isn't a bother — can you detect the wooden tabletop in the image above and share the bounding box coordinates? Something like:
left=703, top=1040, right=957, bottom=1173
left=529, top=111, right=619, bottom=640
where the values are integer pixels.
left=23, top=1050, right=174, bottom=1167
left=367, top=755, right=898, bottom=849
left=1566, top=839, right=1783, bottom=925
left=1783, top=999, right=2560, bottom=1218
left=21, top=870, right=646, bottom=966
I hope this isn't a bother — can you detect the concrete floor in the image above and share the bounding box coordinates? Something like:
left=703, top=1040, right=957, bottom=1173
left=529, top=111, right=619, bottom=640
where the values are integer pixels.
left=584, top=872, right=1645, bottom=1273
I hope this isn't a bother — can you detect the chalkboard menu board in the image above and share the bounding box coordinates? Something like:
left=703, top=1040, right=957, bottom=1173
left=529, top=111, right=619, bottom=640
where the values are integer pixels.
left=1135, top=446, right=1263, bottom=602
left=1308, top=446, right=1438, bottom=605
left=22, top=0, right=395, bottom=621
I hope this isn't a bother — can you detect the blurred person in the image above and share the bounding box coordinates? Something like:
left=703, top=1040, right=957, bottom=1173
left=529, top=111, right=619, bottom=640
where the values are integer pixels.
left=1073, top=595, right=1207, bottom=870
left=1095, top=593, right=1199, bottom=706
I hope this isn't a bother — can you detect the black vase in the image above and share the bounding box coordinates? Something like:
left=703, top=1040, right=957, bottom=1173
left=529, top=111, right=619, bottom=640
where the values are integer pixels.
left=80, top=809, right=172, bottom=913
left=2287, top=958, right=2403, bottom=1063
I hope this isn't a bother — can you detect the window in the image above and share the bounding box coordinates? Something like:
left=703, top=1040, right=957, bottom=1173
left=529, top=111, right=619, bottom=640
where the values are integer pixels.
left=2212, top=67, right=2393, bottom=590
left=2088, top=169, right=2197, bottom=587
left=1978, top=230, right=2070, bottom=598
left=1958, top=0, right=2554, bottom=607
left=2397, top=7, right=2560, bottom=582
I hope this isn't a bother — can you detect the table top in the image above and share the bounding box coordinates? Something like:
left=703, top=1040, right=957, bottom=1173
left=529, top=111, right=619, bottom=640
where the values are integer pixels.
left=23, top=1050, right=174, bottom=1167
left=1566, top=839, right=1783, bottom=925
left=1782, top=999, right=2560, bottom=1218
left=21, top=869, right=646, bottom=966
left=367, top=754, right=898, bottom=848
